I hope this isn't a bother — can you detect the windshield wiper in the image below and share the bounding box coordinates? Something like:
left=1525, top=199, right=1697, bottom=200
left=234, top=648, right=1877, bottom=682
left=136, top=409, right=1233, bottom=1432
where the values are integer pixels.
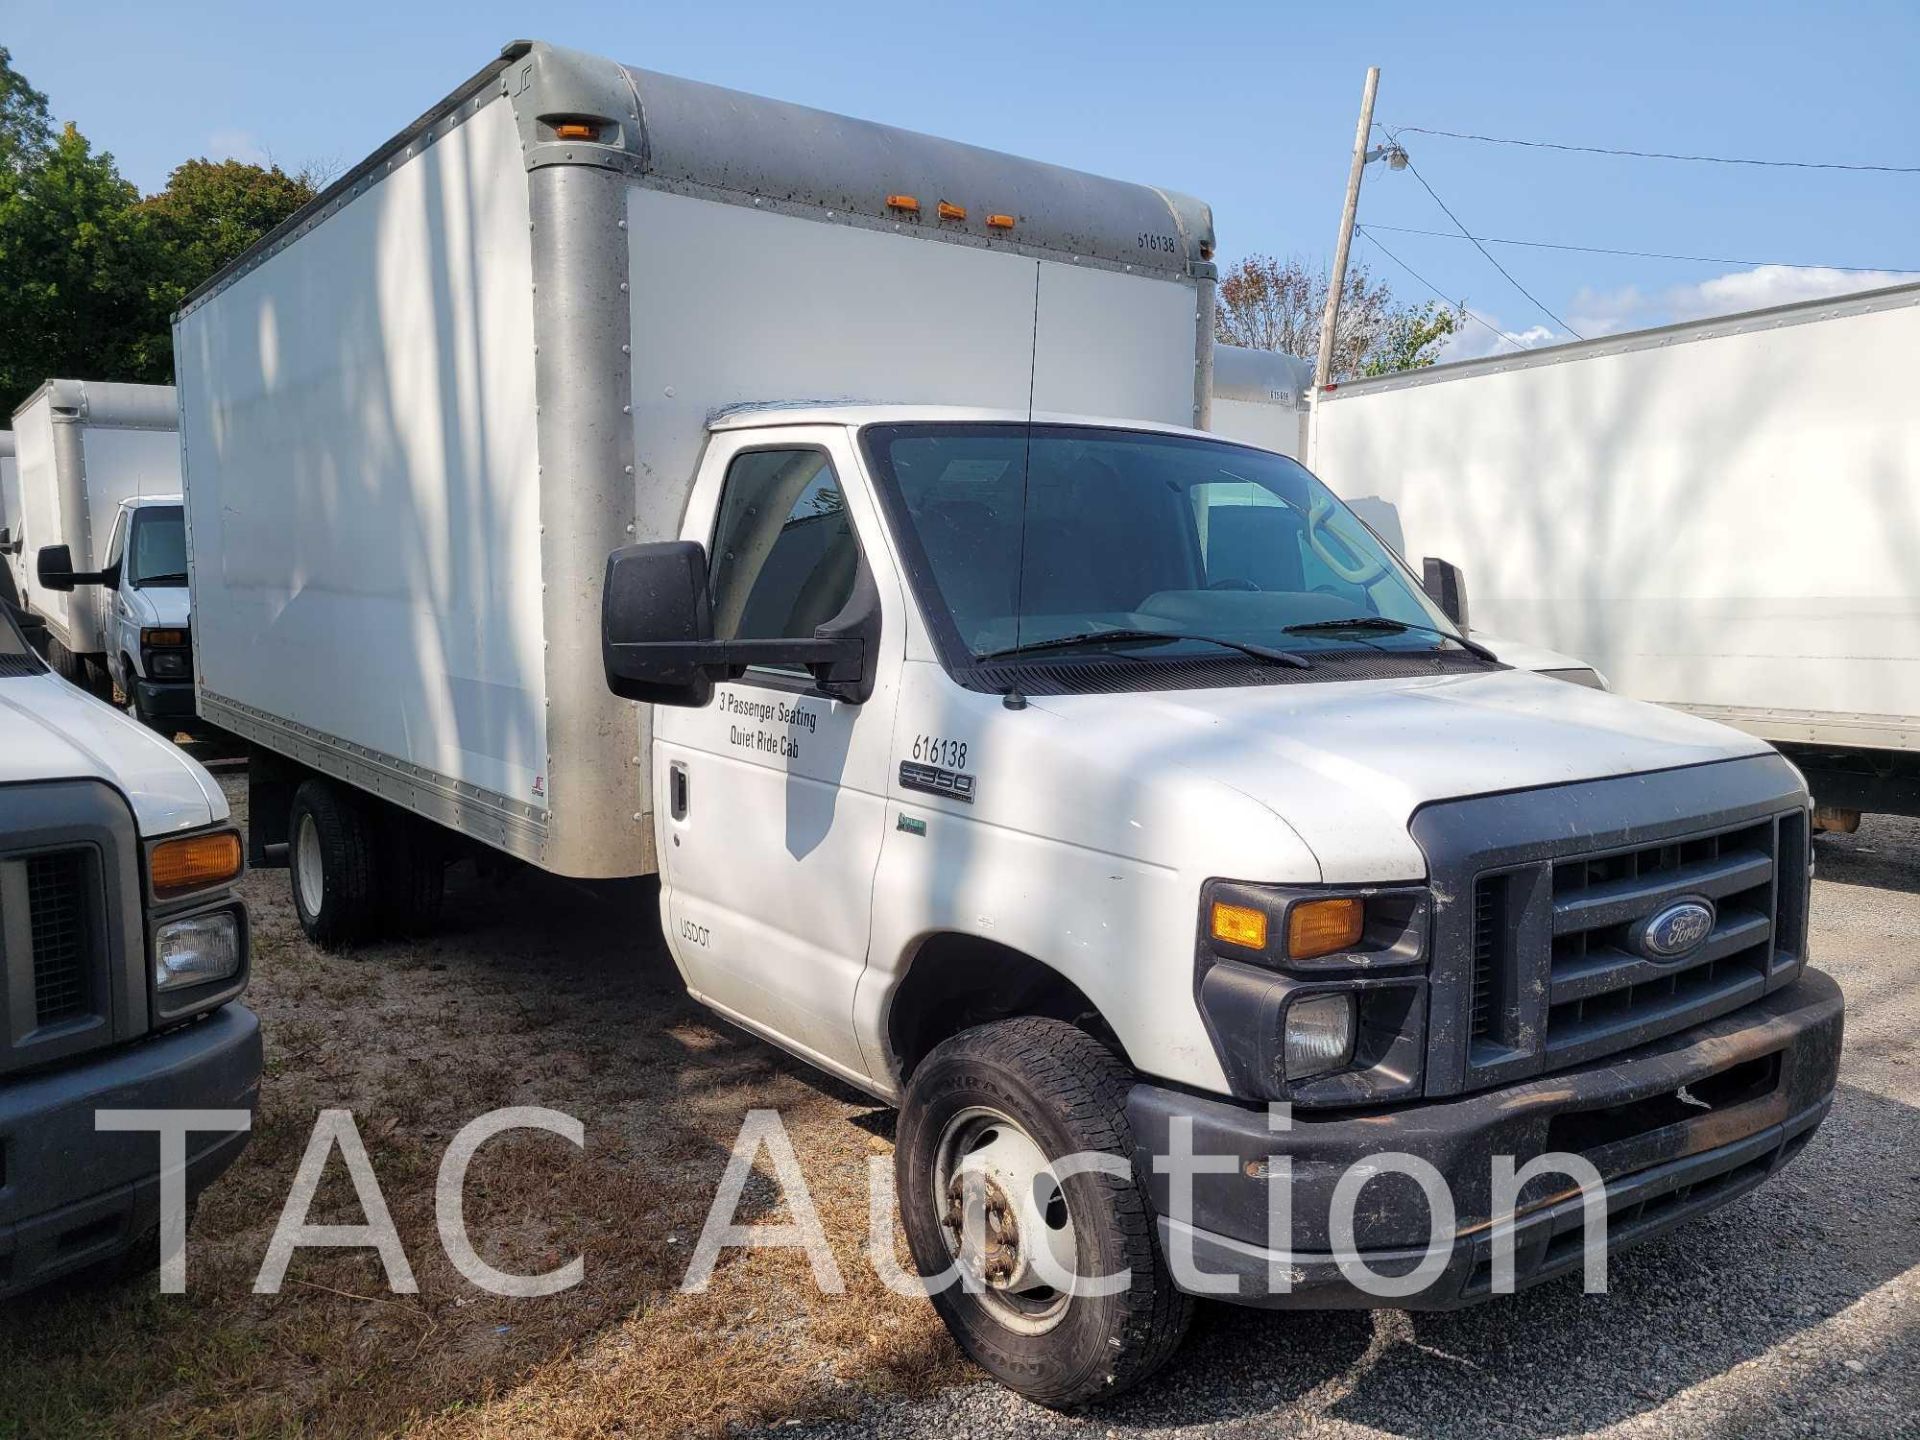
left=977, top=628, right=1311, bottom=669
left=1283, top=615, right=1499, bottom=663
left=138, top=572, right=189, bottom=587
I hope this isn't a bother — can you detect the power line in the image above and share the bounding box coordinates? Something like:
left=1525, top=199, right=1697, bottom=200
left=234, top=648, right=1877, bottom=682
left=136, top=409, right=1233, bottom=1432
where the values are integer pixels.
left=1358, top=222, right=1911, bottom=276
left=1393, top=125, right=1920, bottom=175
left=1385, top=143, right=1584, bottom=338
left=1353, top=228, right=1532, bottom=355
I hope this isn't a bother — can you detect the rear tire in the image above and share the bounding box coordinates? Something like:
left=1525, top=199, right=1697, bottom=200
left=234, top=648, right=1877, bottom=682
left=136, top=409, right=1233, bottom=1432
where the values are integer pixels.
left=377, top=809, right=446, bottom=936
left=288, top=780, right=380, bottom=949
left=895, top=1017, right=1192, bottom=1408
left=46, top=635, right=89, bottom=688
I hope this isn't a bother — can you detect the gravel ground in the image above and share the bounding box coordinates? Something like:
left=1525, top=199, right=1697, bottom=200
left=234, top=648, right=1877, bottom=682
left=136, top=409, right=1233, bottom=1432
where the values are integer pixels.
left=753, top=815, right=1920, bottom=1440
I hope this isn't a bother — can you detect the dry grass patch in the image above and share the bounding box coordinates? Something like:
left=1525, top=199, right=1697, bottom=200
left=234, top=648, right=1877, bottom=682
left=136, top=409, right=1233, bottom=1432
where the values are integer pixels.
left=0, top=775, right=967, bottom=1439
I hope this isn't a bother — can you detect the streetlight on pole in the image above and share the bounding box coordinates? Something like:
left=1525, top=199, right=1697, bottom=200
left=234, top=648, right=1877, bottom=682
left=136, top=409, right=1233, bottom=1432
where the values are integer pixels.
left=1311, top=67, right=1408, bottom=396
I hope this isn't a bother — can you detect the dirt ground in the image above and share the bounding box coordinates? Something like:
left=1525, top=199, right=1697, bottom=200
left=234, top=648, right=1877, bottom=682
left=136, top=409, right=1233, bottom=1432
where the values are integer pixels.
left=0, top=771, right=966, bottom=1439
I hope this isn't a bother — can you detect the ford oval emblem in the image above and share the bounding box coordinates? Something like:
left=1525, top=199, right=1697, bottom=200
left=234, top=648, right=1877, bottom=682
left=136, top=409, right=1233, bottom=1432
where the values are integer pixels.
left=1635, top=898, right=1716, bottom=961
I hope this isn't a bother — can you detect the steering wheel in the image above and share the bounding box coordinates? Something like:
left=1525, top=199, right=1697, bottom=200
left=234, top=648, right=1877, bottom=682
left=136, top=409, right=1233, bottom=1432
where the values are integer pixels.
left=1207, top=577, right=1262, bottom=592
left=1306, top=496, right=1388, bottom=585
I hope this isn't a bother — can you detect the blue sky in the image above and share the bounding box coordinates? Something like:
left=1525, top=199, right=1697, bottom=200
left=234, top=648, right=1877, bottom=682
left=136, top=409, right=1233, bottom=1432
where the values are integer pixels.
left=10, top=0, right=1917, bottom=357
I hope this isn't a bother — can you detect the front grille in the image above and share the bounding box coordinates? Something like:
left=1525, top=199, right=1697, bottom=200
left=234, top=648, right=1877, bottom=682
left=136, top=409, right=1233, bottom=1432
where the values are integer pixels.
left=1466, top=808, right=1809, bottom=1077
left=27, top=850, right=91, bottom=1025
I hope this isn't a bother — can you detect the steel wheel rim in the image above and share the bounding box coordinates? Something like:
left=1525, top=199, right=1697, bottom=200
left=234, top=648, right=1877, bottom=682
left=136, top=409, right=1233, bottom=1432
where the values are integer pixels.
left=931, top=1105, right=1080, bottom=1335
left=294, top=812, right=324, bottom=918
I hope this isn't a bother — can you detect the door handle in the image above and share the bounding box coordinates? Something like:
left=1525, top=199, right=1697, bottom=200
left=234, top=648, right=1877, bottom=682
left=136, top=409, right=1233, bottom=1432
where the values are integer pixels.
left=669, top=761, right=689, bottom=820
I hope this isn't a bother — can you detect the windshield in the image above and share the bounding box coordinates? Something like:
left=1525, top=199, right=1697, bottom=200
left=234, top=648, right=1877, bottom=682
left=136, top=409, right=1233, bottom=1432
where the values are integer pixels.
left=128, top=506, right=187, bottom=587
left=861, top=423, right=1464, bottom=669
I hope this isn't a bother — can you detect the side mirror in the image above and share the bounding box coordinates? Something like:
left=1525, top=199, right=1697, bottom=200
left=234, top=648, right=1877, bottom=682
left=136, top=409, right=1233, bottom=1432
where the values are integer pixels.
left=1421, top=556, right=1469, bottom=632
left=601, top=541, right=879, bottom=708
left=37, top=544, right=79, bottom=592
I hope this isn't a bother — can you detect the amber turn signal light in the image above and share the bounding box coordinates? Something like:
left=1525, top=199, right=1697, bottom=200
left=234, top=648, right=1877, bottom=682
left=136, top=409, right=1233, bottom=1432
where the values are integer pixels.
left=1210, top=901, right=1268, bottom=950
left=151, top=830, right=243, bottom=899
left=1287, top=897, right=1364, bottom=960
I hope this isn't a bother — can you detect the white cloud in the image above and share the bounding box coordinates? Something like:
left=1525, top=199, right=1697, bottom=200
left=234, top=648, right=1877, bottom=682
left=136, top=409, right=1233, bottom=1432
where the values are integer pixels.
left=205, top=128, right=269, bottom=166
left=1438, top=315, right=1557, bottom=362
left=1570, top=265, right=1920, bottom=337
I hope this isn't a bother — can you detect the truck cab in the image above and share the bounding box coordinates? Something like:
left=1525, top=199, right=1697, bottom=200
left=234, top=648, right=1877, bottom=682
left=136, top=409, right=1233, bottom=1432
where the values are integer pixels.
left=0, top=605, right=257, bottom=1298
left=37, top=495, right=195, bottom=733
left=604, top=404, right=1841, bottom=1403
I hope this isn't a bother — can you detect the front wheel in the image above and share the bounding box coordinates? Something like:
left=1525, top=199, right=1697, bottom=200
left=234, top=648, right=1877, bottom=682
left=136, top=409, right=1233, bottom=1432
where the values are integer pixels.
left=895, top=1017, right=1191, bottom=1408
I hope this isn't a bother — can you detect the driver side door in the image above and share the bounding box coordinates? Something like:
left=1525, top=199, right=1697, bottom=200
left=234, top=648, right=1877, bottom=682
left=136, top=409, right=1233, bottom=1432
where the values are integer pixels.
left=651, top=427, right=904, bottom=1086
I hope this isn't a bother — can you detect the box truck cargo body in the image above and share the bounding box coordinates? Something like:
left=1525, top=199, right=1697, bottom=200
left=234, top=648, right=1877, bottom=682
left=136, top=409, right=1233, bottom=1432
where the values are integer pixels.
left=1208, top=343, right=1311, bottom=458
left=177, top=41, right=1213, bottom=881
left=0, top=431, right=20, bottom=609
left=12, top=382, right=180, bottom=671
left=1309, top=281, right=1920, bottom=820
left=181, top=41, right=1841, bottom=1406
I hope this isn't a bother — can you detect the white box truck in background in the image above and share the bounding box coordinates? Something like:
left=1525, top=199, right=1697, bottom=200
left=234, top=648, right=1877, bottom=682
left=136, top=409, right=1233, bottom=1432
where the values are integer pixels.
left=1209, top=344, right=1311, bottom=458
left=1311, top=282, right=1920, bottom=827
left=13, top=381, right=181, bottom=694
left=0, top=430, right=22, bottom=614
left=178, top=40, right=1841, bottom=1406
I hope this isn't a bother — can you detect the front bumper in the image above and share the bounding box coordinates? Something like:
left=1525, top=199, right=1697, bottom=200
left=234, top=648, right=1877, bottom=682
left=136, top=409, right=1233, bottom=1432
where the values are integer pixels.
left=1129, top=969, right=1842, bottom=1309
left=0, top=1004, right=261, bottom=1298
left=133, top=675, right=196, bottom=719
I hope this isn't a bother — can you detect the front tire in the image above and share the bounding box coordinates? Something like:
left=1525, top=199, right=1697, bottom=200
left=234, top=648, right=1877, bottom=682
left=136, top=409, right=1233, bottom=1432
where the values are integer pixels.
left=288, top=780, right=379, bottom=949
left=896, top=1017, right=1191, bottom=1408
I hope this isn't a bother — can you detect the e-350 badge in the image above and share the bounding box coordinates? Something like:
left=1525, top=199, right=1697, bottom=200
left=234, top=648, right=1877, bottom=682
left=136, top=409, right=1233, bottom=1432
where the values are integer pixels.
left=898, top=761, right=976, bottom=804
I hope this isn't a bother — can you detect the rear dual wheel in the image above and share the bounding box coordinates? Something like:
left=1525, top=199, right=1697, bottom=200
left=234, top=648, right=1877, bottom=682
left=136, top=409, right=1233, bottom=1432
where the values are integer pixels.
left=288, top=780, right=445, bottom=949
left=895, top=1017, right=1192, bottom=1408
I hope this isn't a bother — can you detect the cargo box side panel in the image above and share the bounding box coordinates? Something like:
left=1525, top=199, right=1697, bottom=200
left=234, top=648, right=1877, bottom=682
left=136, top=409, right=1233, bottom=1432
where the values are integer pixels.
left=12, top=397, right=70, bottom=644
left=623, top=186, right=1200, bottom=521
left=179, top=96, right=550, bottom=853
left=1311, top=291, right=1920, bottom=743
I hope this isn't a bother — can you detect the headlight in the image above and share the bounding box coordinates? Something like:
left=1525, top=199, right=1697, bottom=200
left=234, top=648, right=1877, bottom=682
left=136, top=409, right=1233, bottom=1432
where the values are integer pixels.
left=148, top=649, right=190, bottom=678
left=154, top=910, right=241, bottom=990
left=1284, top=992, right=1356, bottom=1079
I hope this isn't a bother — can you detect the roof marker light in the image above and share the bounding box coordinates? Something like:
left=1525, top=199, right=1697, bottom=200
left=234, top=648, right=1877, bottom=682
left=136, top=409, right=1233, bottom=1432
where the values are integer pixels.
left=886, top=194, right=921, bottom=213
left=985, top=213, right=1016, bottom=230
left=937, top=201, right=966, bottom=222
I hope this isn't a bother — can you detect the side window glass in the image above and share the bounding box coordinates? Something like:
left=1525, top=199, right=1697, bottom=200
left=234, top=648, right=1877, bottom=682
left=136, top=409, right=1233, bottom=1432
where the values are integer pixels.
left=103, top=511, right=128, bottom=570
left=709, top=449, right=859, bottom=670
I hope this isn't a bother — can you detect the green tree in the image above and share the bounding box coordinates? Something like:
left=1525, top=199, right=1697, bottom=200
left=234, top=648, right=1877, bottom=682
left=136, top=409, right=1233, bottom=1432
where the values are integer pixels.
left=0, top=47, right=52, bottom=171
left=1360, top=301, right=1460, bottom=376
left=0, top=122, right=151, bottom=414
left=135, top=158, right=315, bottom=358
left=1214, top=252, right=1462, bottom=379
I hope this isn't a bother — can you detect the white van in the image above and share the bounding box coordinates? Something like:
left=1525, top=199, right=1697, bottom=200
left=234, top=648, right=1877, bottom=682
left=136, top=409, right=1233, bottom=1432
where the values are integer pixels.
left=178, top=41, right=1841, bottom=1405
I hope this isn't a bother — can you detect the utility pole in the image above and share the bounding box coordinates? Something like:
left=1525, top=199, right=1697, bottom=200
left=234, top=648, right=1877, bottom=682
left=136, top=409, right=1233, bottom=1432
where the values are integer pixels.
left=1313, top=66, right=1381, bottom=395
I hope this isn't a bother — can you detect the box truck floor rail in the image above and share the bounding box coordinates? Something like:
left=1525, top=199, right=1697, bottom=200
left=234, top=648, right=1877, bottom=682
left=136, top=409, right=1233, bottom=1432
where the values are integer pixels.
left=178, top=40, right=1841, bottom=1407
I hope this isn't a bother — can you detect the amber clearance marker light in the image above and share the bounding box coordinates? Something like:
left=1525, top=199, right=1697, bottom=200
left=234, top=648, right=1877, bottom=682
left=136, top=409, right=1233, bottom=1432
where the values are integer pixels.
left=552, top=121, right=599, bottom=140
left=984, top=213, right=1016, bottom=230
left=885, top=193, right=921, bottom=213
left=1210, top=901, right=1268, bottom=950
left=1287, top=897, right=1365, bottom=960
left=151, top=831, right=243, bottom=899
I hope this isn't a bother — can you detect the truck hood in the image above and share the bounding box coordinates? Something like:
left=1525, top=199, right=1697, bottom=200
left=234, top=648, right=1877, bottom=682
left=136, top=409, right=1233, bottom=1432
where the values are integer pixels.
left=0, top=672, right=223, bottom=835
left=1029, top=666, right=1774, bottom=881
left=128, top=584, right=190, bottom=628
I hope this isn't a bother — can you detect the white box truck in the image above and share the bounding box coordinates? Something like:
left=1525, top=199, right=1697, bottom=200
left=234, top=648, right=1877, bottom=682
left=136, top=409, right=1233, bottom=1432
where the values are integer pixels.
left=1310, top=282, right=1920, bottom=827
left=13, top=381, right=182, bottom=695
left=0, top=430, right=23, bottom=615
left=179, top=41, right=1841, bottom=1406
